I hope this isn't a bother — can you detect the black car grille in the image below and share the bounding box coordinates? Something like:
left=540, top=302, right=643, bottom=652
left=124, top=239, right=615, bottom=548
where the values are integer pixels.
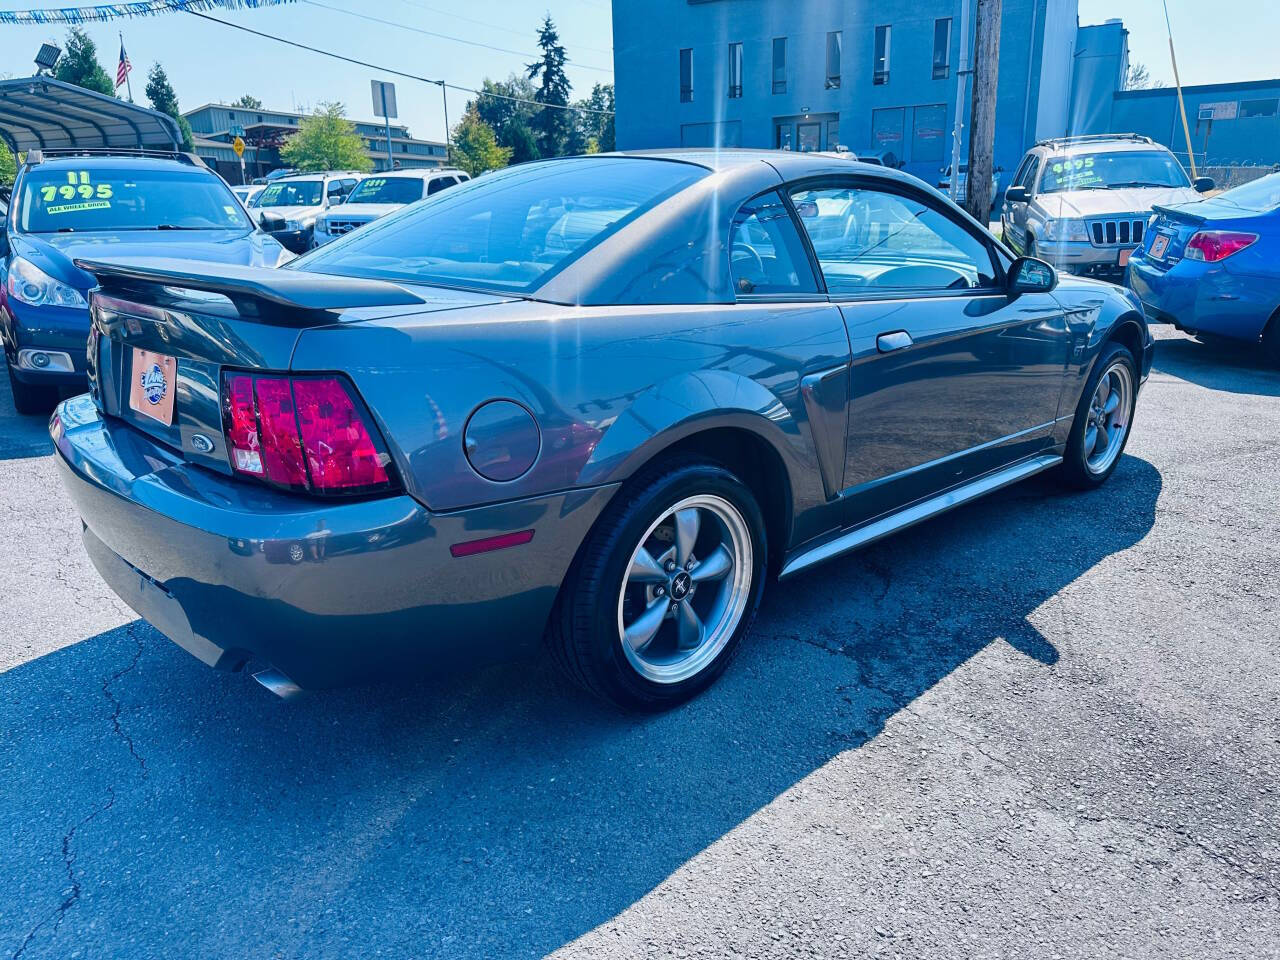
left=258, top=212, right=286, bottom=232
left=1089, top=217, right=1145, bottom=247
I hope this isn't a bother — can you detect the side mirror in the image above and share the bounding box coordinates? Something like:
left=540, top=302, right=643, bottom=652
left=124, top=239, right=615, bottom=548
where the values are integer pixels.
left=1008, top=256, right=1056, bottom=294
left=1004, top=185, right=1029, bottom=204
left=1193, top=177, right=1215, bottom=193
left=794, top=200, right=819, bottom=219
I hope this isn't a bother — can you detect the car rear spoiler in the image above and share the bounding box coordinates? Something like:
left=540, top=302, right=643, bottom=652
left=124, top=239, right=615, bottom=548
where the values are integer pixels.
left=1150, top=204, right=1205, bottom=225
left=73, top=256, right=426, bottom=326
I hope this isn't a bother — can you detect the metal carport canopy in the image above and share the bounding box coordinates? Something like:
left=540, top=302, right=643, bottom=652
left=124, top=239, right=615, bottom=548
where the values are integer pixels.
left=0, top=76, right=181, bottom=155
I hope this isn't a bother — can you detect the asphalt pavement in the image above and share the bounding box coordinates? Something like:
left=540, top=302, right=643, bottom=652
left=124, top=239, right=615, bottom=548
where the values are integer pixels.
left=1, top=327, right=1277, bottom=959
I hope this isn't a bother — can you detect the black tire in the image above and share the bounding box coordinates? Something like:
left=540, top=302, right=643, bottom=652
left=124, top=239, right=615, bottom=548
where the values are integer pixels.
left=548, top=457, right=768, bottom=711
left=1026, top=235, right=1037, bottom=259
left=1058, top=341, right=1139, bottom=490
left=5, top=360, right=59, bottom=416
left=1262, top=311, right=1280, bottom=367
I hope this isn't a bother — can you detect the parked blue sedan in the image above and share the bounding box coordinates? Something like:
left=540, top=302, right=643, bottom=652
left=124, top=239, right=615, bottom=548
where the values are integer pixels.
left=1127, top=172, right=1280, bottom=363
left=1, top=151, right=290, bottom=413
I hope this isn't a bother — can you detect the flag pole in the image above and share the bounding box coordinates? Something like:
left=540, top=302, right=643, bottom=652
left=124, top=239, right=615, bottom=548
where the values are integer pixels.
left=120, top=31, right=134, bottom=102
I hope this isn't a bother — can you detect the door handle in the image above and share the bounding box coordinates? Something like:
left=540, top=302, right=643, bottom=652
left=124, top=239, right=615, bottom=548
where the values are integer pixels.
left=876, top=330, right=914, bottom=353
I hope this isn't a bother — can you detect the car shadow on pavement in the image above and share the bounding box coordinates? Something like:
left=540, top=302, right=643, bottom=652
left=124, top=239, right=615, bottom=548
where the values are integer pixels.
left=1152, top=330, right=1280, bottom=397
left=1, top=456, right=1162, bottom=959
left=0, top=376, right=57, bottom=461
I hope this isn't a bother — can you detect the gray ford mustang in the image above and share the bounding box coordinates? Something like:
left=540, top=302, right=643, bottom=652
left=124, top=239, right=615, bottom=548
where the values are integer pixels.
left=52, top=150, right=1152, bottom=710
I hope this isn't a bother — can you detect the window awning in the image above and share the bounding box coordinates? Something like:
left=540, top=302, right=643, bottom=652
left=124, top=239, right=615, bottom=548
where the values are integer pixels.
left=0, top=76, right=181, bottom=155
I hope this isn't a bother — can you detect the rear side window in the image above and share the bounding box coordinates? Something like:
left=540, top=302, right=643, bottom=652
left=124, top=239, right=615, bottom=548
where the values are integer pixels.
left=427, top=176, right=454, bottom=195
left=790, top=183, right=998, bottom=294
left=729, top=191, right=818, bottom=296
left=297, top=157, right=707, bottom=293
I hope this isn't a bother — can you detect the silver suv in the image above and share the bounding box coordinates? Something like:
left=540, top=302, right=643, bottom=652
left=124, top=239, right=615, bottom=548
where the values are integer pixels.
left=1000, top=134, right=1213, bottom=281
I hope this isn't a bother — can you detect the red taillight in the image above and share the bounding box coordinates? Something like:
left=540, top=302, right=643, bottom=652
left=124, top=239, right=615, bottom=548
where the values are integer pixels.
left=220, top=372, right=395, bottom=496
left=294, top=378, right=390, bottom=491
left=1185, top=230, right=1258, bottom=262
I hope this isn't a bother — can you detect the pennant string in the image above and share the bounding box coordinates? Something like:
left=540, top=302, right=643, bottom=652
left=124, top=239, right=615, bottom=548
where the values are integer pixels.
left=0, top=0, right=296, bottom=26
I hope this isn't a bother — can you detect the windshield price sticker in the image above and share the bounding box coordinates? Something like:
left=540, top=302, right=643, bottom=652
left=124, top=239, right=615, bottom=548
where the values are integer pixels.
left=40, top=170, right=114, bottom=215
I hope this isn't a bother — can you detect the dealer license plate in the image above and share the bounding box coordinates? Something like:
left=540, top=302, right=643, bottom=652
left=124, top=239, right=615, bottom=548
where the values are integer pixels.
left=1150, top=234, right=1171, bottom=259
left=129, top=347, right=177, bottom=426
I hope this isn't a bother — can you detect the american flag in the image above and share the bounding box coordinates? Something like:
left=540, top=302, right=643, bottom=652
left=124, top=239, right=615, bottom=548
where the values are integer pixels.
left=116, top=40, right=131, bottom=90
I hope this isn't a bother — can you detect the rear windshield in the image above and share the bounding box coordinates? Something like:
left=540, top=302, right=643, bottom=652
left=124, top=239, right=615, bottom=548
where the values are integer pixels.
left=1037, top=151, right=1190, bottom=193
left=346, top=177, right=424, bottom=205
left=256, top=180, right=323, bottom=207
left=1214, top=172, right=1280, bottom=212
left=295, top=157, right=707, bottom=293
left=18, top=166, right=251, bottom=233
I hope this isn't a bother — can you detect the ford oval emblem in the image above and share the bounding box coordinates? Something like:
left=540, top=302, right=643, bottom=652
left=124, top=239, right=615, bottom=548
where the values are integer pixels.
left=190, top=434, right=215, bottom=454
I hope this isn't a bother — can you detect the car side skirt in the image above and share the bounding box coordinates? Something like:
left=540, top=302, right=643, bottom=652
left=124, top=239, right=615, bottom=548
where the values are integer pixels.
left=779, top=453, right=1064, bottom=579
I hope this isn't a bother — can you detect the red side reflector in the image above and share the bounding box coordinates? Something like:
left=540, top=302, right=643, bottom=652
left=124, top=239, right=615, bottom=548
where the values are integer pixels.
left=450, top=529, right=535, bottom=558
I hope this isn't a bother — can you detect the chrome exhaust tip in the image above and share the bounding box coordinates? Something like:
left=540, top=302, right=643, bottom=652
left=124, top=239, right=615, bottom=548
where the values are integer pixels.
left=252, top=667, right=304, bottom=699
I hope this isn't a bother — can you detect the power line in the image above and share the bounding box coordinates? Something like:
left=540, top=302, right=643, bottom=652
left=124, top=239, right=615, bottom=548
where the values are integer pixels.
left=300, top=0, right=612, bottom=74
left=183, top=10, right=614, bottom=117
left=387, top=0, right=614, bottom=57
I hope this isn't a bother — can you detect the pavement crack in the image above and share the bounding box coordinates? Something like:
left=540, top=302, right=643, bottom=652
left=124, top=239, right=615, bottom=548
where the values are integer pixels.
left=103, top=625, right=148, bottom=780
left=10, top=787, right=115, bottom=960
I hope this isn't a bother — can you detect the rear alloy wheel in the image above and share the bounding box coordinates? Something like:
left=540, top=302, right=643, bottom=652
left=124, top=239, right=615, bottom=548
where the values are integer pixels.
left=1059, top=342, right=1138, bottom=489
left=6, top=359, right=60, bottom=416
left=549, top=460, right=767, bottom=710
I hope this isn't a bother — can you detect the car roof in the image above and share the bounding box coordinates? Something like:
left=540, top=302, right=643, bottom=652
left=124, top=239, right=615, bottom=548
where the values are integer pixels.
left=359, top=168, right=468, bottom=180
left=25, top=155, right=212, bottom=173
left=1034, top=137, right=1170, bottom=156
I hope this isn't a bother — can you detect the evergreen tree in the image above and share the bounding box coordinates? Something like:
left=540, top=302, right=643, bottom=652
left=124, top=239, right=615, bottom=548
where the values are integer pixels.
left=526, top=16, right=572, bottom=158
left=144, top=64, right=194, bottom=150
left=280, top=102, right=372, bottom=173
left=505, top=121, right=540, bottom=165
left=452, top=106, right=512, bottom=177
left=584, top=83, right=615, bottom=153
left=54, top=27, right=115, bottom=97
left=232, top=95, right=264, bottom=109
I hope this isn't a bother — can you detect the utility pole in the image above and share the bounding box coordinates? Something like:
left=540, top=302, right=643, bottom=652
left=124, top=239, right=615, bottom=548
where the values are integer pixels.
left=1162, top=0, right=1198, bottom=178
left=964, top=0, right=1001, bottom=223
left=948, top=0, right=972, bottom=203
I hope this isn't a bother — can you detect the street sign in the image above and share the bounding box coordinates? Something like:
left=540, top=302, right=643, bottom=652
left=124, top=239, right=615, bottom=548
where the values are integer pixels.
left=371, top=80, right=398, bottom=119
left=232, top=136, right=245, bottom=158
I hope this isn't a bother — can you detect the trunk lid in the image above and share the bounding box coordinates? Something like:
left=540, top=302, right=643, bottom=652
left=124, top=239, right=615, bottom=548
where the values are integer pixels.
left=78, top=256, right=511, bottom=474
left=1144, top=204, right=1206, bottom=268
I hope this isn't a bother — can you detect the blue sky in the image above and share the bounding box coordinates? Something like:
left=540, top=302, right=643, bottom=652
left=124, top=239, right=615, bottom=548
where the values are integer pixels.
left=0, top=0, right=1273, bottom=145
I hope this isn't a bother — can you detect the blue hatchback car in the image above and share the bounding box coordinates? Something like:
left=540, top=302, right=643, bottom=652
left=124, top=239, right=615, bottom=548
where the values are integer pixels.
left=1127, top=172, right=1280, bottom=363
left=1, top=151, right=290, bottom=412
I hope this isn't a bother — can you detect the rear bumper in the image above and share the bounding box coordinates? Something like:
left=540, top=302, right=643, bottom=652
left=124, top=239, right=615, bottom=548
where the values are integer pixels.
left=52, top=394, right=617, bottom=689
left=1127, top=254, right=1274, bottom=342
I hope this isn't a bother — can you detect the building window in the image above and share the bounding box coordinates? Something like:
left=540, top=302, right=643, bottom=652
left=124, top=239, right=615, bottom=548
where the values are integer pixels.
left=679, top=48, right=694, bottom=103
left=826, top=118, right=840, bottom=151
left=932, top=19, right=951, bottom=79
left=728, top=42, right=743, bottom=98
left=874, top=25, right=891, bottom=85
left=1241, top=98, right=1278, bottom=118
left=825, top=32, right=842, bottom=89
left=772, top=37, right=786, bottom=94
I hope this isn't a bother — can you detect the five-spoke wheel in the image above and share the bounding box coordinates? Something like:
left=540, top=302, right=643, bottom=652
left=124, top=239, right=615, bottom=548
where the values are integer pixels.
left=1084, top=360, right=1133, bottom=475
left=617, top=494, right=753, bottom=685
left=549, top=459, right=766, bottom=711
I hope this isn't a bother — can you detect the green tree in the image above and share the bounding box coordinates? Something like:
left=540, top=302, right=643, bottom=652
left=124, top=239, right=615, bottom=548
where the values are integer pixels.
left=144, top=63, right=194, bottom=150
left=581, top=82, right=615, bottom=153
left=232, top=94, right=263, bottom=109
left=526, top=16, right=572, bottom=158
left=54, top=27, right=115, bottom=97
left=451, top=106, right=511, bottom=177
left=280, top=102, right=372, bottom=172
left=472, top=74, right=539, bottom=163
left=0, top=146, right=16, bottom=187
left=505, top=121, right=539, bottom=165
